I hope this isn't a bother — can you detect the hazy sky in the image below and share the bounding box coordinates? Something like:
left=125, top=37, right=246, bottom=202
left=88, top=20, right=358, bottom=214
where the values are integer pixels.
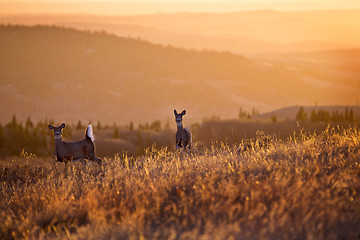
left=0, top=0, right=359, bottom=15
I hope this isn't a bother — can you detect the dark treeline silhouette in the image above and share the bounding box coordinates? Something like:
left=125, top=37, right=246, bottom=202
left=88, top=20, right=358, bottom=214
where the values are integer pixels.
left=0, top=116, right=174, bottom=158
left=194, top=107, right=359, bottom=147
left=0, top=116, right=49, bottom=158
left=1, top=108, right=358, bottom=158
left=238, top=107, right=260, bottom=119
left=296, top=106, right=357, bottom=123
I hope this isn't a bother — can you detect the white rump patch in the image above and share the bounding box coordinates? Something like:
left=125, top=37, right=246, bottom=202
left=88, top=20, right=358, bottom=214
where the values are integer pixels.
left=86, top=124, right=95, bottom=141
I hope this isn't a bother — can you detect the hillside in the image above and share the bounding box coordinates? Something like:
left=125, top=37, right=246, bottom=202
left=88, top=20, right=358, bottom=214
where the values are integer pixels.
left=0, top=25, right=358, bottom=125
left=2, top=10, right=360, bottom=53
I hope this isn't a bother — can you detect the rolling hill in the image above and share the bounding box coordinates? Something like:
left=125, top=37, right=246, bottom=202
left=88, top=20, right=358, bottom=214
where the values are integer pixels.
left=0, top=25, right=358, bottom=125
left=2, top=10, right=360, bottom=54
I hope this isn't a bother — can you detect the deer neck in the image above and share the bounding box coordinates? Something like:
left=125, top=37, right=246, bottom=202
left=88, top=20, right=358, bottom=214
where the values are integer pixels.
left=177, top=123, right=184, bottom=131
left=54, top=135, right=63, bottom=146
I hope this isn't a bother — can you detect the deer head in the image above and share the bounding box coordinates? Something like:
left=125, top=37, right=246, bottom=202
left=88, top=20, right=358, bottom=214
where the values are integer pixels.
left=174, top=110, right=186, bottom=126
left=48, top=123, right=65, bottom=140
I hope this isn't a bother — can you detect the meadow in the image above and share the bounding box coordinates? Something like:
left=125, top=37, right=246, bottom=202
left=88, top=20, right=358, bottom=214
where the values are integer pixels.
left=1, top=9, right=360, bottom=240
left=1, top=126, right=359, bottom=239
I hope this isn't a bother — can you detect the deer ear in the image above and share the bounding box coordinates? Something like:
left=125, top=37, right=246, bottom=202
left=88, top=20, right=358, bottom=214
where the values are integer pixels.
left=174, top=110, right=178, bottom=115
left=60, top=123, right=65, bottom=129
left=48, top=125, right=54, bottom=130
left=181, top=110, right=186, bottom=116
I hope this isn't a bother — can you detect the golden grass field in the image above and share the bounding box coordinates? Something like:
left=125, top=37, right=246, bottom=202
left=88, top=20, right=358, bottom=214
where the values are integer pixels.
left=1, top=127, right=360, bottom=239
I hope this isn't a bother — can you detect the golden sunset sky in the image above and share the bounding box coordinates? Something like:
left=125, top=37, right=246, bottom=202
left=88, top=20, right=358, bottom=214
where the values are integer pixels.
left=1, top=0, right=360, bottom=15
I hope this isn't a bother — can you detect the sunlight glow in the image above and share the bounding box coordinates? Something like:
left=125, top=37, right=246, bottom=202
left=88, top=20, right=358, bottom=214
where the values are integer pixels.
left=0, top=1, right=359, bottom=15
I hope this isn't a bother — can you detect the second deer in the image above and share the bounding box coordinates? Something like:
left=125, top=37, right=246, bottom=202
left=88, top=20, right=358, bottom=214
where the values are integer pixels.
left=174, top=109, right=192, bottom=151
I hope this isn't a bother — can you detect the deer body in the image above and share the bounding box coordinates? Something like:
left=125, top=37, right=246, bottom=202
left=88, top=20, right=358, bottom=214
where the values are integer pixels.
left=49, top=123, right=101, bottom=165
left=174, top=110, right=192, bottom=150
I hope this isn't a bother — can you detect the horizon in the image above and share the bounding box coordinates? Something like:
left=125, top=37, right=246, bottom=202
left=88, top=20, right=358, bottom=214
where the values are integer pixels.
left=1, top=1, right=360, bottom=15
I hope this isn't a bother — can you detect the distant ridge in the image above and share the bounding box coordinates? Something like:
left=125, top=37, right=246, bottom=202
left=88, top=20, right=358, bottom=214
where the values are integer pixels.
left=256, top=106, right=360, bottom=120
left=0, top=24, right=358, bottom=124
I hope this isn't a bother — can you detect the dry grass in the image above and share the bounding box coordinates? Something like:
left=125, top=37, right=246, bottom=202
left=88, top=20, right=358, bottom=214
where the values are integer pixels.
left=1, top=127, right=360, bottom=239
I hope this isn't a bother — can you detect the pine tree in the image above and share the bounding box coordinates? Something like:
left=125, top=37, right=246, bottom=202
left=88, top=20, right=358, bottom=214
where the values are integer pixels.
left=129, top=121, right=134, bottom=131
left=112, top=128, right=120, bottom=138
left=97, top=121, right=102, bottom=130
left=318, top=110, right=330, bottom=122
left=238, top=107, right=247, bottom=119
left=295, top=107, right=307, bottom=122
left=348, top=109, right=356, bottom=122
left=310, top=109, right=317, bottom=122
left=25, top=117, right=34, bottom=129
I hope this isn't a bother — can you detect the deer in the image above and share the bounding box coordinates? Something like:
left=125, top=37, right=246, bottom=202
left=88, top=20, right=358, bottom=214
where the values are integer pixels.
left=174, top=110, right=192, bottom=151
left=48, top=123, right=101, bottom=165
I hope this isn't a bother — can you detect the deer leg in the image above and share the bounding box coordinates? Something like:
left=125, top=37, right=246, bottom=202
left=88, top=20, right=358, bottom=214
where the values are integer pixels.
left=88, top=154, right=102, bottom=165
left=56, top=154, right=63, bottom=162
left=80, top=159, right=87, bottom=166
left=56, top=155, right=69, bottom=165
left=176, top=139, right=182, bottom=149
left=184, top=142, right=190, bottom=152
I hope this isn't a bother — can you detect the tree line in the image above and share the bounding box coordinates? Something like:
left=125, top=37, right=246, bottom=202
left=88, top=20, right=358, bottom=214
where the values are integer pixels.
left=0, top=116, right=50, bottom=158
left=295, top=107, right=357, bottom=123
left=0, top=116, right=173, bottom=158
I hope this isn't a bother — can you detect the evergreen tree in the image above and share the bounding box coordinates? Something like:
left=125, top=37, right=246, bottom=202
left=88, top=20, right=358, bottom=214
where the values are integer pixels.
left=129, top=121, right=134, bottom=131
left=97, top=121, right=102, bottom=130
left=331, top=110, right=341, bottom=122
left=348, top=109, right=356, bottom=122
left=310, top=109, right=317, bottom=122
left=317, top=110, right=330, bottom=122
left=25, top=117, right=34, bottom=129
left=112, top=128, right=120, bottom=138
left=295, top=107, right=307, bottom=122
left=238, top=107, right=248, bottom=119
left=8, top=115, right=18, bottom=130
left=251, top=107, right=259, bottom=116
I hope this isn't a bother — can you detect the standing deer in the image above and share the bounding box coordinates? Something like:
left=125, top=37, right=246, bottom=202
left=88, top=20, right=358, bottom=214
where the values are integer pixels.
left=174, top=110, right=192, bottom=151
left=48, top=123, right=101, bottom=165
